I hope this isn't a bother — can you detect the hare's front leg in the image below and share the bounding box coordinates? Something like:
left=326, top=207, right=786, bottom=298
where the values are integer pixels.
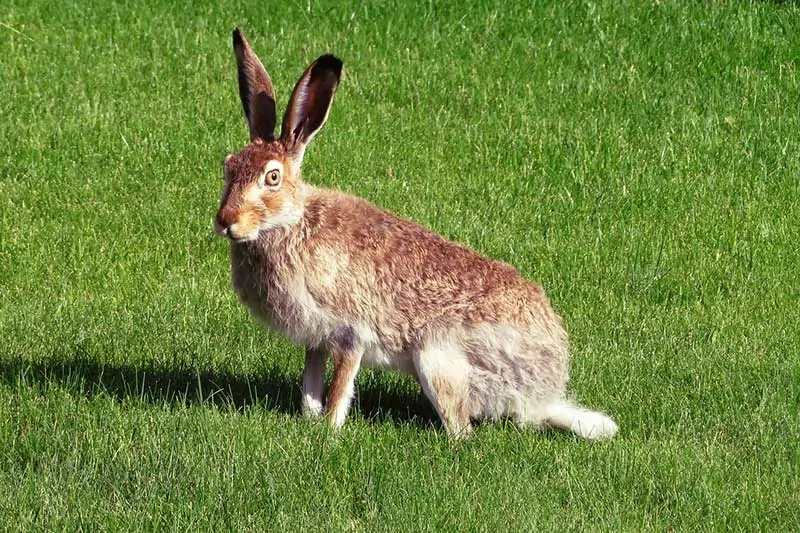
left=326, top=347, right=363, bottom=428
left=301, top=347, right=327, bottom=417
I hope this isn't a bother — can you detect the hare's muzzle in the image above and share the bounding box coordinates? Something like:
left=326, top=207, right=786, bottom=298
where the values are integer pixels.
left=214, top=210, right=236, bottom=239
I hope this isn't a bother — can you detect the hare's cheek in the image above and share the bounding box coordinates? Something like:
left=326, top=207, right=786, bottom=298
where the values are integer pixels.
left=261, top=192, right=289, bottom=220
left=258, top=194, right=303, bottom=231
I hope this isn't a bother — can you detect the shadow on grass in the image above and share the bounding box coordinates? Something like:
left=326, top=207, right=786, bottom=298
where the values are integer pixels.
left=0, top=353, right=439, bottom=428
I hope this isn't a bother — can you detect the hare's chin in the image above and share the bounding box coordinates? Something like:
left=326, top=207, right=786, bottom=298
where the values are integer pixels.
left=230, top=234, right=259, bottom=243
left=226, top=225, right=260, bottom=242
left=228, top=214, right=300, bottom=242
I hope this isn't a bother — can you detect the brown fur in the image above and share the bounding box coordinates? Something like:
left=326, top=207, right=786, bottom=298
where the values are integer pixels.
left=214, top=28, right=618, bottom=439
left=326, top=348, right=361, bottom=426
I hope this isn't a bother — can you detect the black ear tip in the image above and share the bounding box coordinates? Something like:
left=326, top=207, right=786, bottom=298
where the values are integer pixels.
left=232, top=28, right=244, bottom=48
left=314, top=54, right=343, bottom=77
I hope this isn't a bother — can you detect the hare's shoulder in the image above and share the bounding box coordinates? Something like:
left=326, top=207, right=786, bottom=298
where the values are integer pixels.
left=303, top=187, right=418, bottom=234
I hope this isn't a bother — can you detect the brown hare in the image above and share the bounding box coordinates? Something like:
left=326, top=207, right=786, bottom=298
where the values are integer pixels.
left=215, top=28, right=618, bottom=439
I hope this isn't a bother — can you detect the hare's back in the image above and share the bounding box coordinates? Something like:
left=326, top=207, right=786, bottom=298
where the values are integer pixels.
left=305, top=190, right=560, bottom=335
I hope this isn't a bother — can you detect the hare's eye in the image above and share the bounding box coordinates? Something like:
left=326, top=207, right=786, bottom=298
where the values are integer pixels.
left=264, top=169, right=281, bottom=187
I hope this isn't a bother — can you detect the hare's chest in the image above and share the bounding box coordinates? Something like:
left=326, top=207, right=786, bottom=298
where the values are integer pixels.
left=270, top=276, right=341, bottom=347
left=230, top=255, right=338, bottom=347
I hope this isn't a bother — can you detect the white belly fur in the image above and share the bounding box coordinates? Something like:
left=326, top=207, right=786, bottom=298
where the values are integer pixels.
left=360, top=341, right=415, bottom=373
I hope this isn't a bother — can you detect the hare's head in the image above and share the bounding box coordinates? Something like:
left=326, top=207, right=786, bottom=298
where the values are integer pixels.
left=215, top=29, right=342, bottom=242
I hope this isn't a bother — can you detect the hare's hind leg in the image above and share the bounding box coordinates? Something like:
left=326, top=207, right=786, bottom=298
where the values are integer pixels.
left=413, top=344, right=472, bottom=438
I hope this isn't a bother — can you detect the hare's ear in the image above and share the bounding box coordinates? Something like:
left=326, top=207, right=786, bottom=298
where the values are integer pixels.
left=281, top=55, right=342, bottom=152
left=232, top=28, right=277, bottom=141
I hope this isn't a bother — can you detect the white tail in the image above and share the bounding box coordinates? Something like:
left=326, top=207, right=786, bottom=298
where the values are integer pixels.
left=543, top=402, right=619, bottom=440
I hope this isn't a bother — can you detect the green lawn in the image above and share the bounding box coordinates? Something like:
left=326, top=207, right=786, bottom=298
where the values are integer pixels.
left=2, top=0, right=799, bottom=530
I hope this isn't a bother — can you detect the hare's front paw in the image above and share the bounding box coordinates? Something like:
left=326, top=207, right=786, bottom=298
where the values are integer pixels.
left=301, top=348, right=327, bottom=417
left=301, top=395, right=324, bottom=417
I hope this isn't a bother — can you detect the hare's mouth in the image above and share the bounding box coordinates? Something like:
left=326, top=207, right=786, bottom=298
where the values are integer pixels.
left=215, top=219, right=258, bottom=242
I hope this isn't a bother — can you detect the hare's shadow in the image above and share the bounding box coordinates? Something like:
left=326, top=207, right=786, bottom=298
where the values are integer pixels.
left=0, top=353, right=438, bottom=427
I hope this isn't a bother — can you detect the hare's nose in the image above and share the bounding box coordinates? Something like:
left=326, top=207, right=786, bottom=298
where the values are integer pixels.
left=214, top=215, right=231, bottom=237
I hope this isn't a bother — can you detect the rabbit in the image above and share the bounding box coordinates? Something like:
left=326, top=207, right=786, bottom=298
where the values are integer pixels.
left=214, top=28, right=618, bottom=439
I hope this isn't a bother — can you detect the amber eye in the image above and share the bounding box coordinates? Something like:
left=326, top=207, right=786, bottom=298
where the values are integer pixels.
left=264, top=169, right=281, bottom=187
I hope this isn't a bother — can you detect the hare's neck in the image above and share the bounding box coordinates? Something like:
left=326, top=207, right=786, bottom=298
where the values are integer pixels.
left=235, top=224, right=302, bottom=265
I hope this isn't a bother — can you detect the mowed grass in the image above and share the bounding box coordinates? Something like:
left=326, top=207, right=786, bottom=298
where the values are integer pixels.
left=1, top=0, right=799, bottom=529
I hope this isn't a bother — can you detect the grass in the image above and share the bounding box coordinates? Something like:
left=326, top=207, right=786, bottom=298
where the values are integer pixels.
left=1, top=0, right=799, bottom=530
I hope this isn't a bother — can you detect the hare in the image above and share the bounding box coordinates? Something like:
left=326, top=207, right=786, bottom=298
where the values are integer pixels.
left=215, top=28, right=618, bottom=439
